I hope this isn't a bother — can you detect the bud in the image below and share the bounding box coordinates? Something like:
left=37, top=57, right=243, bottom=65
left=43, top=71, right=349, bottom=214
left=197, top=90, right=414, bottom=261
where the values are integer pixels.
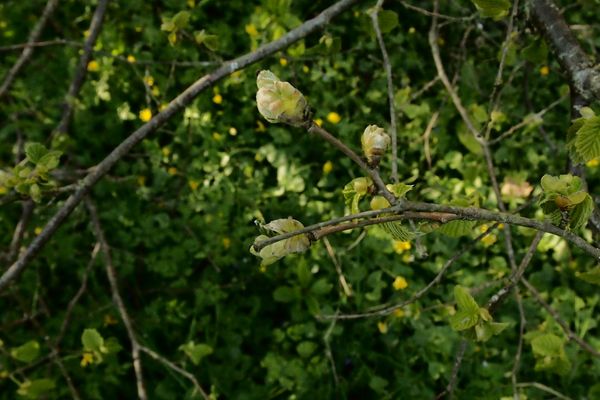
left=370, top=195, right=391, bottom=210
left=361, top=125, right=391, bottom=165
left=256, top=70, right=308, bottom=127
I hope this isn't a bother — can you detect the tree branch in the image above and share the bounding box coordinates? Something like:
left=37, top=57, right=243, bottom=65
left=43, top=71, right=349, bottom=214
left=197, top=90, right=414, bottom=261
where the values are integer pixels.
left=529, top=0, right=600, bottom=101
left=0, top=0, right=60, bottom=99
left=0, top=0, right=360, bottom=293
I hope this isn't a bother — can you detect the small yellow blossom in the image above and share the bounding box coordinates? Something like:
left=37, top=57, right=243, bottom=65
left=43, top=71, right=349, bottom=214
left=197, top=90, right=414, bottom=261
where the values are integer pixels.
left=314, top=118, right=323, bottom=127
left=245, top=24, right=259, bottom=37
left=187, top=0, right=195, bottom=7
left=80, top=352, right=94, bottom=367
left=103, top=314, right=118, bottom=326
left=83, top=30, right=90, bottom=38
left=143, top=75, right=154, bottom=87
left=393, top=276, right=408, bottom=290
left=161, top=147, right=171, bottom=157
left=322, top=161, right=333, bottom=174
left=126, top=55, right=136, bottom=63
left=212, top=94, right=223, bottom=104
left=393, top=308, right=405, bottom=318
left=393, top=240, right=411, bottom=254
left=167, top=167, right=178, bottom=176
left=87, top=60, right=99, bottom=72
left=34, top=227, right=42, bottom=236
left=137, top=176, right=146, bottom=187
left=408, top=27, right=416, bottom=34
left=302, top=65, right=309, bottom=73
left=159, top=103, right=168, bottom=112
left=229, top=127, right=238, bottom=136
left=377, top=321, right=388, bottom=334
left=327, top=112, right=341, bottom=124
left=222, top=237, right=231, bottom=249
left=540, top=66, right=550, bottom=76
left=139, top=108, right=152, bottom=122
left=152, top=86, right=160, bottom=96
left=279, top=58, right=288, bottom=66
left=586, top=158, right=600, bottom=167
left=497, top=223, right=505, bottom=230
left=479, top=224, right=489, bottom=233
left=481, top=233, right=497, bottom=246
left=168, top=31, right=177, bottom=45
left=188, top=180, right=199, bottom=190
left=256, top=120, right=266, bottom=132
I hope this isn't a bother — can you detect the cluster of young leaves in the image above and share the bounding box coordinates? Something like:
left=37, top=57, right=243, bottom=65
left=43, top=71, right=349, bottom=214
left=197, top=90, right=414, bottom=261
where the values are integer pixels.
left=539, top=174, right=593, bottom=230
left=449, top=286, right=508, bottom=342
left=0, top=143, right=61, bottom=202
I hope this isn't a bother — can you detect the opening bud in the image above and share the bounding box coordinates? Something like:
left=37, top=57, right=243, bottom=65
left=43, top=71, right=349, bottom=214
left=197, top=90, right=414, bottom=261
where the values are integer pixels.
left=256, top=70, right=309, bottom=127
left=361, top=125, right=391, bottom=165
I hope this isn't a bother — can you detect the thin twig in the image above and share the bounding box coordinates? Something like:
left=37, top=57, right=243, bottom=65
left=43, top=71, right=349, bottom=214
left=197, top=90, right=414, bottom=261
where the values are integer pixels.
left=0, top=0, right=60, bottom=99
left=0, top=0, right=360, bottom=293
left=511, top=287, right=526, bottom=400
left=319, top=223, right=499, bottom=320
left=53, top=0, right=109, bottom=137
left=370, top=0, right=398, bottom=182
left=4, top=201, right=34, bottom=263
left=322, top=312, right=340, bottom=388
left=139, top=346, right=209, bottom=399
left=521, top=277, right=600, bottom=358
left=435, top=339, right=468, bottom=399
left=0, top=39, right=80, bottom=52
left=515, top=382, right=573, bottom=400
left=323, top=237, right=352, bottom=297
left=86, top=199, right=148, bottom=400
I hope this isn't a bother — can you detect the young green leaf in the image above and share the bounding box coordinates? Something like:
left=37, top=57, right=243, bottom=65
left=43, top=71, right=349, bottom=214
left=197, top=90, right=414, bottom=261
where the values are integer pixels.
left=10, top=340, right=40, bottom=363
left=576, top=266, right=600, bottom=285
left=574, top=116, right=600, bottom=162
left=24, top=142, right=48, bottom=164
left=471, top=0, right=511, bottom=19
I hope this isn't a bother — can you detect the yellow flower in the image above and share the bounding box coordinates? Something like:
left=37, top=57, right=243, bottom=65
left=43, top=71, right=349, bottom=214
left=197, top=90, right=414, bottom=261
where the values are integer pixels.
left=479, top=224, right=489, bottom=233
left=168, top=32, right=177, bottom=45
left=393, top=308, right=405, bottom=318
left=83, top=30, right=90, bottom=38
left=188, top=180, right=199, bottom=190
left=161, top=147, right=171, bottom=157
left=327, top=112, right=341, bottom=124
left=586, top=158, right=600, bottom=167
left=34, top=227, right=42, bottom=236
left=103, top=314, right=118, bottom=326
left=408, top=27, right=416, bottom=34
left=87, top=60, right=99, bottom=72
left=222, top=237, right=231, bottom=249
left=139, top=108, right=152, bottom=122
left=393, top=240, right=411, bottom=254
left=167, top=167, right=178, bottom=176
left=540, top=66, right=550, bottom=76
left=322, top=161, right=333, bottom=174
left=137, top=176, right=146, bottom=187
left=497, top=223, right=505, bottom=230
left=245, top=24, right=259, bottom=37
left=152, top=86, right=160, bottom=96
left=302, top=65, right=309, bottom=73
left=80, top=352, right=94, bottom=367
left=126, top=55, right=136, bottom=63
left=143, top=75, right=154, bottom=87
left=393, top=276, right=408, bottom=290
left=279, top=57, right=288, bottom=66
left=187, top=0, right=195, bottom=7
left=314, top=118, right=323, bottom=127
left=377, top=321, right=388, bottom=334
left=212, top=94, right=223, bottom=104
left=481, top=233, right=497, bottom=246
left=229, top=127, right=238, bottom=136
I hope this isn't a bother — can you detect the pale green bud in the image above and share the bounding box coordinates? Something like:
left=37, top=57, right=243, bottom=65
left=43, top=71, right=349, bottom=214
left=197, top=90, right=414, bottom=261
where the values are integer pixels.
left=361, top=124, right=391, bottom=164
left=256, top=70, right=308, bottom=127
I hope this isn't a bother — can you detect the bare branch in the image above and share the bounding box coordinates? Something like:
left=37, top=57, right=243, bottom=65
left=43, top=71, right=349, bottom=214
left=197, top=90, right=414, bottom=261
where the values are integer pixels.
left=53, top=0, right=110, bottom=137
left=0, top=0, right=60, bottom=99
left=0, top=0, right=360, bottom=293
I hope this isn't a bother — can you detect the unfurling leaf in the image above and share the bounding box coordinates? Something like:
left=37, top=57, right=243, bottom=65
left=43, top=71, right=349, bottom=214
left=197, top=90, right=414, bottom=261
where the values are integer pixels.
left=471, top=0, right=511, bottom=19
left=361, top=125, right=391, bottom=165
left=251, top=218, right=310, bottom=266
left=256, top=70, right=308, bottom=127
left=576, top=266, right=600, bottom=285
left=574, top=116, right=600, bottom=162
left=437, top=220, right=476, bottom=237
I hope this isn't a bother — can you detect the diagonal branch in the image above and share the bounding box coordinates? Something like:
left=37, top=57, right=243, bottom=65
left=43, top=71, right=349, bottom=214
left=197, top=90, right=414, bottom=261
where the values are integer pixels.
left=0, top=0, right=60, bottom=99
left=529, top=0, right=600, bottom=101
left=53, top=0, right=109, bottom=137
left=0, top=0, right=359, bottom=293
